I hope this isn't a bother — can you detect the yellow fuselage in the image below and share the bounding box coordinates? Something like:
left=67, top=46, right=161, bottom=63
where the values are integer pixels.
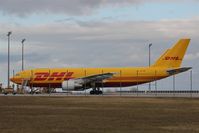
left=11, top=67, right=169, bottom=88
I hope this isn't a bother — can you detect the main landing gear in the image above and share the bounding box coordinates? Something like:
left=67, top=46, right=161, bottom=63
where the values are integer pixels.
left=90, top=87, right=103, bottom=95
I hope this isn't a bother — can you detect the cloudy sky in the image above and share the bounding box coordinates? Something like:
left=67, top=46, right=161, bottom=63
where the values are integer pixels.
left=0, top=0, right=199, bottom=90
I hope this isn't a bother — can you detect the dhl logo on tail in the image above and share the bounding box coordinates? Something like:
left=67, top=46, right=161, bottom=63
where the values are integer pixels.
left=164, top=56, right=181, bottom=61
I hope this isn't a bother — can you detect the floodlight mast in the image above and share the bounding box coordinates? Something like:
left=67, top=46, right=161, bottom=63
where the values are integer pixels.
left=148, top=43, right=152, bottom=92
left=21, top=39, right=26, bottom=71
left=7, top=31, right=12, bottom=88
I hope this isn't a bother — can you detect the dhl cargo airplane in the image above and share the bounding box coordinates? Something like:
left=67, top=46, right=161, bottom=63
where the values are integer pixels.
left=11, top=39, right=191, bottom=94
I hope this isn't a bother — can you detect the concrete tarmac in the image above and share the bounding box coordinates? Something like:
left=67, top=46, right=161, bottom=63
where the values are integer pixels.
left=0, top=92, right=198, bottom=98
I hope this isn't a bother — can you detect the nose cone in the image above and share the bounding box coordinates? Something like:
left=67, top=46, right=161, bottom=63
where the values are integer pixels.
left=10, top=77, right=15, bottom=83
left=10, top=76, right=23, bottom=84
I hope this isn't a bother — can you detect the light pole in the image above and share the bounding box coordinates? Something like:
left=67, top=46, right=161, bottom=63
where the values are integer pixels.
left=148, top=43, right=152, bottom=92
left=7, top=31, right=12, bottom=88
left=21, top=39, right=26, bottom=71
left=173, top=74, right=175, bottom=97
left=149, top=43, right=152, bottom=67
left=190, top=70, right=192, bottom=98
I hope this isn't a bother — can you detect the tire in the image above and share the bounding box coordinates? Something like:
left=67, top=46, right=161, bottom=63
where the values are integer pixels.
left=99, top=91, right=103, bottom=95
left=90, top=90, right=94, bottom=95
left=95, top=91, right=100, bottom=95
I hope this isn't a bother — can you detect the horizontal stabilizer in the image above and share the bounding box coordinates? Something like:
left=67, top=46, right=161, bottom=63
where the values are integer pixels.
left=167, top=67, right=192, bottom=75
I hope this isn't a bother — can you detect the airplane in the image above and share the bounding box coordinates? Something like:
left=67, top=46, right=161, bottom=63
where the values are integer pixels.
left=10, top=39, right=191, bottom=95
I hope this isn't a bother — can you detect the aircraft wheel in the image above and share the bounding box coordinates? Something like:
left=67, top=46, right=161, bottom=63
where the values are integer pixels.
left=95, top=91, right=100, bottom=95
left=90, top=90, right=94, bottom=95
left=99, top=91, right=103, bottom=95
left=90, top=90, right=102, bottom=95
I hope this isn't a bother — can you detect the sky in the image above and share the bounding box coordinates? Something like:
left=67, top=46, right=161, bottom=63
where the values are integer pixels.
left=0, top=0, right=199, bottom=90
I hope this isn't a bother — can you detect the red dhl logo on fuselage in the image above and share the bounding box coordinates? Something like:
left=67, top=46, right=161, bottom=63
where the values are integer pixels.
left=164, top=56, right=181, bottom=60
left=34, top=72, right=74, bottom=81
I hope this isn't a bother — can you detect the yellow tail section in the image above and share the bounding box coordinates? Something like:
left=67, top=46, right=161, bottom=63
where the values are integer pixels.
left=153, top=39, right=190, bottom=68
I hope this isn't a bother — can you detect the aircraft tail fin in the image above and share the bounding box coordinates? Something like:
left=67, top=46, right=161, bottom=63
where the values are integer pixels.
left=152, top=39, right=190, bottom=68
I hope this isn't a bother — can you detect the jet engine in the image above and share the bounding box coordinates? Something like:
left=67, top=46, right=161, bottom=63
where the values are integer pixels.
left=62, top=79, right=82, bottom=91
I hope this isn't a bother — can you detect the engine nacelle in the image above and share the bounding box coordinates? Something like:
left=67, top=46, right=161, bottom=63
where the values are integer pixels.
left=62, top=79, right=82, bottom=91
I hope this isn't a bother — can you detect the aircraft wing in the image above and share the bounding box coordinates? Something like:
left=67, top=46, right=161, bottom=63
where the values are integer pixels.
left=77, top=72, right=116, bottom=83
left=167, top=67, right=192, bottom=75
